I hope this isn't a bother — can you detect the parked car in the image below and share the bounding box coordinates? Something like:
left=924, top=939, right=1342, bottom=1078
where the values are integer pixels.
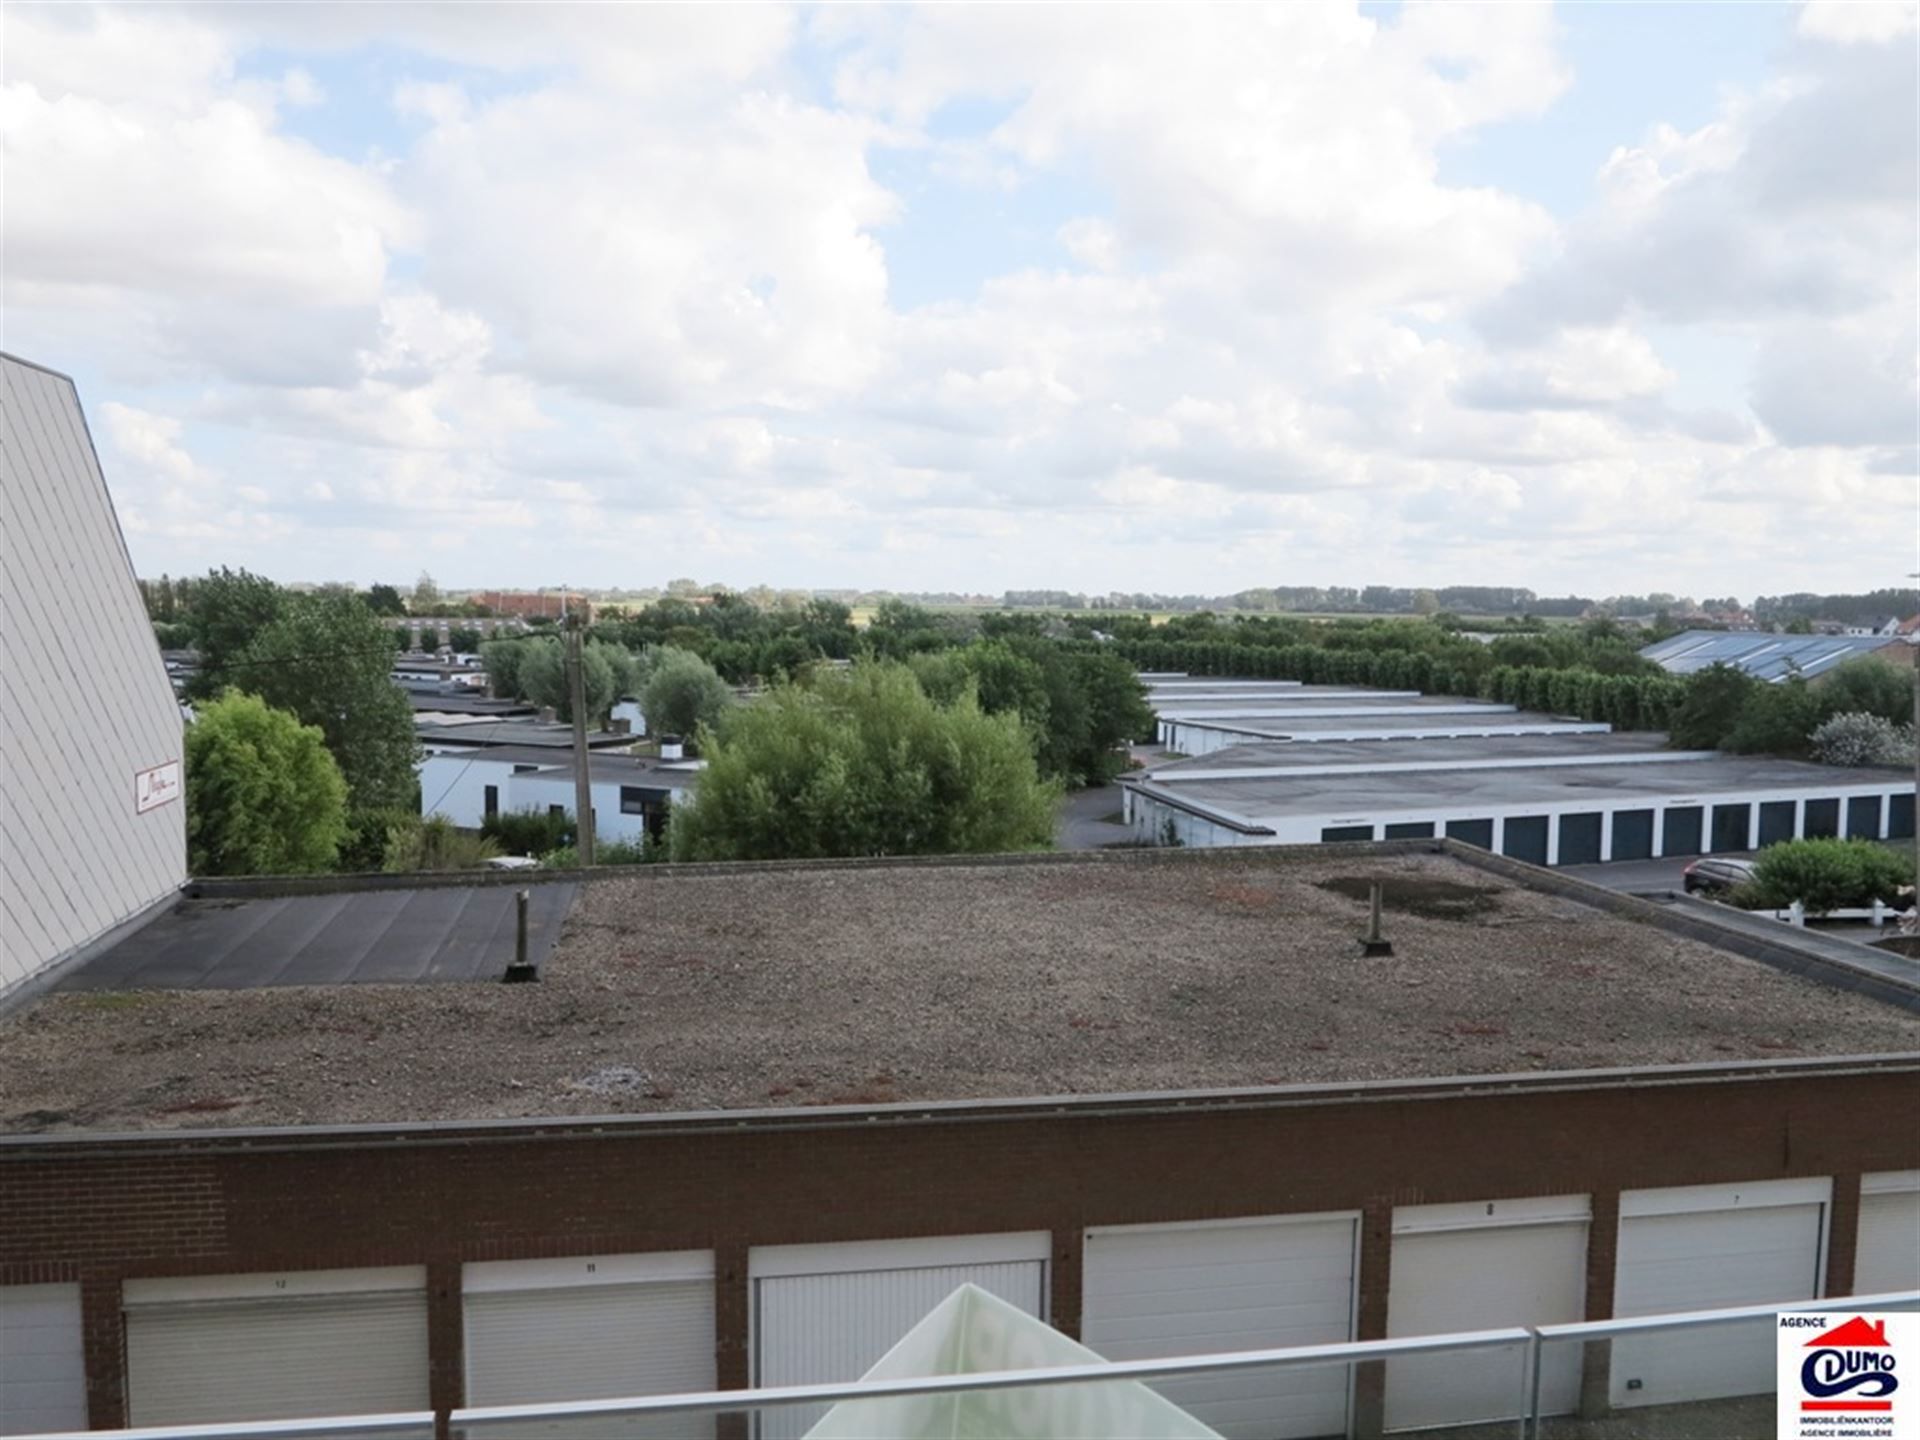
left=1682, top=857, right=1757, bottom=894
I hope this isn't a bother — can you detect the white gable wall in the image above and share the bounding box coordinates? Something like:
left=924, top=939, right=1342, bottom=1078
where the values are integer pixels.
left=0, top=355, right=186, bottom=1001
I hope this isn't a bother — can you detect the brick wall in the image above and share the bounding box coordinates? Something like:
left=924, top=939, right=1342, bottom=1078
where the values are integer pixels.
left=4, top=1063, right=1916, bottom=1429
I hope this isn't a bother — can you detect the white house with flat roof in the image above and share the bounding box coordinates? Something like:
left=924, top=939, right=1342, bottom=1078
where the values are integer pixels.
left=419, top=746, right=702, bottom=847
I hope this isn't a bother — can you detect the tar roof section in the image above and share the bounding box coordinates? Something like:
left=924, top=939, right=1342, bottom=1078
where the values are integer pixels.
left=4, top=849, right=1918, bottom=1135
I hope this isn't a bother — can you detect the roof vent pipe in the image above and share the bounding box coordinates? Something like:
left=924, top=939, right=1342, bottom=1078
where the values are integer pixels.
left=1360, top=881, right=1394, bottom=957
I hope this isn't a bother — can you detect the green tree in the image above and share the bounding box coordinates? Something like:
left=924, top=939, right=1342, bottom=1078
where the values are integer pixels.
left=447, top=626, right=484, bottom=654
left=182, top=567, right=286, bottom=700
left=640, top=646, right=734, bottom=739
left=481, top=637, right=531, bottom=699
left=1669, top=664, right=1760, bottom=749
left=1072, top=649, right=1156, bottom=782
left=1816, top=657, right=1912, bottom=726
left=1723, top=677, right=1823, bottom=757
left=238, top=592, right=422, bottom=811
left=515, top=638, right=626, bottom=723
left=186, top=692, right=348, bottom=874
left=411, top=570, right=441, bottom=613
left=670, top=664, right=1056, bottom=861
left=364, top=583, right=407, bottom=617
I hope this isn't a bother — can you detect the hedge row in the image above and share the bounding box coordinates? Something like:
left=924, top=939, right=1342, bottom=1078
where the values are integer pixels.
left=1119, top=640, right=1685, bottom=732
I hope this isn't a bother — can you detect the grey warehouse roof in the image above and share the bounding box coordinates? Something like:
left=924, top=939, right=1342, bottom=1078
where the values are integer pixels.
left=1144, top=731, right=1681, bottom=778
left=1131, top=751, right=1909, bottom=828
left=1639, top=630, right=1905, bottom=682
left=432, top=745, right=703, bottom=787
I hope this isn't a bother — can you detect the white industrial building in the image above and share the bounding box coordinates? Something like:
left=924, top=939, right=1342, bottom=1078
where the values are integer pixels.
left=0, top=354, right=185, bottom=1006
left=1153, top=680, right=1612, bottom=754
left=1129, top=677, right=1915, bottom=863
left=419, top=745, right=701, bottom=846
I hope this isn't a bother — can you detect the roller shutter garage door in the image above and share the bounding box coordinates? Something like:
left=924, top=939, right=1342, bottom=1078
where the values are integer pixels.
left=752, top=1232, right=1048, bottom=1440
left=465, top=1252, right=715, bottom=1440
left=124, top=1267, right=428, bottom=1426
left=1080, top=1214, right=1358, bottom=1440
left=1384, top=1196, right=1589, bottom=1431
left=1611, top=1178, right=1829, bottom=1408
left=1, top=1282, right=86, bottom=1435
left=1855, top=1171, right=1920, bottom=1294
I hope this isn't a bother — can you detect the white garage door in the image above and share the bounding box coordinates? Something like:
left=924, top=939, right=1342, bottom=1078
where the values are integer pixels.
left=124, top=1267, right=429, bottom=1426
left=465, top=1252, right=715, bottom=1440
left=1384, top=1195, right=1589, bottom=1431
left=1856, top=1171, right=1920, bottom=1294
left=1, top=1282, right=86, bottom=1435
left=1611, top=1178, right=1829, bottom=1408
left=752, top=1232, right=1049, bottom=1440
left=1080, top=1214, right=1357, bottom=1440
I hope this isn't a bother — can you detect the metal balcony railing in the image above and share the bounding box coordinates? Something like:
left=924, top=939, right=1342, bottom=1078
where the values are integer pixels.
left=20, top=1289, right=1920, bottom=1440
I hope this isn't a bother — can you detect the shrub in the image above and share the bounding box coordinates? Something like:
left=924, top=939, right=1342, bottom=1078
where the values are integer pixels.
left=1741, top=838, right=1914, bottom=914
left=338, top=806, right=421, bottom=872
left=1811, top=712, right=1915, bottom=768
left=381, top=816, right=501, bottom=873
left=483, top=807, right=574, bottom=857
left=539, top=836, right=660, bottom=867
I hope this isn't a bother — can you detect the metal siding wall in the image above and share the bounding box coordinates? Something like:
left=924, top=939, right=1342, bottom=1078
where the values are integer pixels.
left=1854, top=1191, right=1920, bottom=1293
left=1081, top=1217, right=1357, bottom=1440
left=754, top=1258, right=1044, bottom=1440
left=1610, top=1194, right=1825, bottom=1409
left=125, top=1290, right=430, bottom=1424
left=0, top=1282, right=87, bottom=1434
left=1, top=359, right=185, bottom=997
left=464, top=1281, right=715, bottom=1436
left=1384, top=1222, right=1587, bottom=1428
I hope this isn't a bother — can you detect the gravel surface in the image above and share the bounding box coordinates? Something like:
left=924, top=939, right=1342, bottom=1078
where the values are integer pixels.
left=4, top=851, right=1918, bottom=1134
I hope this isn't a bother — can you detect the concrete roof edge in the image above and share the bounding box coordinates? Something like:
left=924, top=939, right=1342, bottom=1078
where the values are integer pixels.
left=5, top=1052, right=1915, bottom=1156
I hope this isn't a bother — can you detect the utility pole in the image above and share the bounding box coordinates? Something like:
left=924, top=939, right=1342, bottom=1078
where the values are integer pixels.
left=566, top=611, right=595, bottom=866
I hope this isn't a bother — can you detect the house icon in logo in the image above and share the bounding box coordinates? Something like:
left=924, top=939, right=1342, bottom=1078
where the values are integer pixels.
left=1810, top=1317, right=1892, bottom=1350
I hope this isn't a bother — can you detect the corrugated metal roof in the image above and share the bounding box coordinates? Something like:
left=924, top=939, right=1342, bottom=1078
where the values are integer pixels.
left=1639, top=630, right=1903, bottom=682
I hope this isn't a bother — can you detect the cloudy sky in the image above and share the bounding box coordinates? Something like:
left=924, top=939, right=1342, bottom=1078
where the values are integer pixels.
left=5, top=1, right=1915, bottom=598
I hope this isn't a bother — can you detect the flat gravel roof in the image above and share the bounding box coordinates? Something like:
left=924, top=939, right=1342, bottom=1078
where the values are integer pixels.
left=4, top=850, right=1917, bottom=1134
